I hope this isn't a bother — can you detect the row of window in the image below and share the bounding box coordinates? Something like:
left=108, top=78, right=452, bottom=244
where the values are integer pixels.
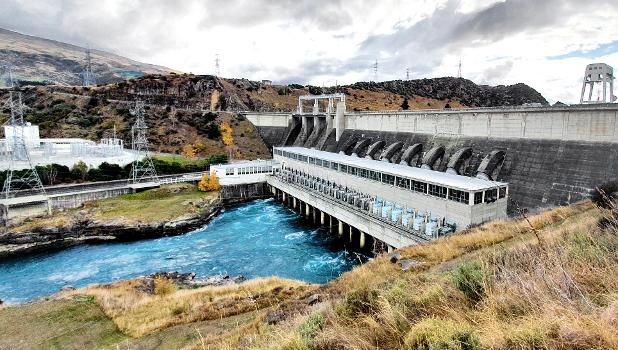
left=275, top=149, right=507, bottom=205
left=235, top=165, right=273, bottom=175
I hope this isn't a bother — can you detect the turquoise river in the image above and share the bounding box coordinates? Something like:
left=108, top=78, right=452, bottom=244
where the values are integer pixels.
left=0, top=199, right=368, bottom=304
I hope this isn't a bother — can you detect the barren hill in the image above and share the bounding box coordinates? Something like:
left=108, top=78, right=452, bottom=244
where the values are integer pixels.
left=0, top=28, right=175, bottom=87
left=0, top=73, right=548, bottom=158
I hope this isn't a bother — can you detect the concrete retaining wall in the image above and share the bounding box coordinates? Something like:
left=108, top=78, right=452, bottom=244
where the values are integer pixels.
left=220, top=182, right=270, bottom=204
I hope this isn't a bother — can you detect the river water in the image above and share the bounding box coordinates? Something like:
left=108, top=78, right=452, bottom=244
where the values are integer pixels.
left=0, top=199, right=368, bottom=304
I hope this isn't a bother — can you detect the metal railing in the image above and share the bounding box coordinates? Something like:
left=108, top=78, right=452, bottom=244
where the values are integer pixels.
left=271, top=171, right=433, bottom=242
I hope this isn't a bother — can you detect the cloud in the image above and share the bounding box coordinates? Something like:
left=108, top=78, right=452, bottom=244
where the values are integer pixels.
left=0, top=0, right=616, bottom=103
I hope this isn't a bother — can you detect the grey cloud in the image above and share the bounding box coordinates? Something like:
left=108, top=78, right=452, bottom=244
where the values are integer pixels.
left=479, top=60, right=514, bottom=84
left=200, top=0, right=357, bottom=31
left=358, top=0, right=616, bottom=78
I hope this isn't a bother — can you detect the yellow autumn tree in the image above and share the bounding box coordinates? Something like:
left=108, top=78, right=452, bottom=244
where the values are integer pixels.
left=198, top=172, right=221, bottom=192
left=182, top=141, right=207, bottom=158
left=208, top=172, right=220, bottom=191
left=220, top=122, right=233, bottom=146
left=182, top=144, right=196, bottom=158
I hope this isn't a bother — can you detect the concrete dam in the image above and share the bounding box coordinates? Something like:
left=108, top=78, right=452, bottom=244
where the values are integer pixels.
left=243, top=103, right=618, bottom=214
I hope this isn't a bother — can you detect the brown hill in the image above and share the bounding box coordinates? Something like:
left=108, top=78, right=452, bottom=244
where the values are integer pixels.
left=0, top=73, right=548, bottom=158
left=0, top=28, right=176, bottom=87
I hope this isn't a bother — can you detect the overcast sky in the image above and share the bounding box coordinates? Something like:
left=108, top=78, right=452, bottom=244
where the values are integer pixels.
left=1, top=0, right=617, bottom=103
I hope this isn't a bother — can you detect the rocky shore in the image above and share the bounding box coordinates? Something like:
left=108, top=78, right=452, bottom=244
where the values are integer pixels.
left=0, top=205, right=222, bottom=260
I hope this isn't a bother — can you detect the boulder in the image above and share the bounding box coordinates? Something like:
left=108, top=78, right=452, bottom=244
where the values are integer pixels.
left=59, top=285, right=76, bottom=292
left=265, top=311, right=284, bottom=325
left=307, top=294, right=320, bottom=305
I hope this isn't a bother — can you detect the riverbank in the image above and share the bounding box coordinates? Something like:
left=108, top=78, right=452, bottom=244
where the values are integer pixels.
left=1, top=201, right=616, bottom=350
left=0, top=184, right=223, bottom=259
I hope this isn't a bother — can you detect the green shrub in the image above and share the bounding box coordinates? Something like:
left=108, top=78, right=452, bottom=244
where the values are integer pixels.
left=337, top=287, right=379, bottom=319
left=404, top=317, right=481, bottom=350
left=296, top=313, right=324, bottom=347
left=450, top=262, right=489, bottom=303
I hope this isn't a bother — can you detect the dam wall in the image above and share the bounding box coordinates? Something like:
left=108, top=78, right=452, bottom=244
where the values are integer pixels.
left=244, top=112, right=293, bottom=150
left=244, top=104, right=618, bottom=213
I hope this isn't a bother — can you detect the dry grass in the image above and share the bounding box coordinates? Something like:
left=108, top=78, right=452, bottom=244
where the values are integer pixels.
left=11, top=215, right=72, bottom=233
left=6, top=201, right=617, bottom=350
left=201, top=201, right=618, bottom=350
left=9, top=184, right=216, bottom=233
left=64, top=276, right=313, bottom=337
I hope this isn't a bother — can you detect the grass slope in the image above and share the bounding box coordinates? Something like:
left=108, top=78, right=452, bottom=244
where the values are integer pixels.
left=11, top=184, right=215, bottom=232
left=1, top=201, right=617, bottom=350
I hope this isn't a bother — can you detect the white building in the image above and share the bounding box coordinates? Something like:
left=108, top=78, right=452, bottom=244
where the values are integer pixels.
left=210, top=159, right=280, bottom=185
left=273, top=147, right=508, bottom=232
left=0, top=124, right=133, bottom=170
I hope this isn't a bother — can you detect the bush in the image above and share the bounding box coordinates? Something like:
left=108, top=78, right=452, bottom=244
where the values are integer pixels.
left=87, top=97, right=99, bottom=108
left=404, top=317, right=481, bottom=350
left=450, top=261, right=489, bottom=303
left=401, top=98, right=410, bottom=110
left=71, top=161, right=89, bottom=181
left=296, top=314, right=324, bottom=347
left=198, top=172, right=220, bottom=192
left=153, top=276, right=176, bottom=295
left=337, top=287, right=379, bottom=318
left=591, top=181, right=617, bottom=209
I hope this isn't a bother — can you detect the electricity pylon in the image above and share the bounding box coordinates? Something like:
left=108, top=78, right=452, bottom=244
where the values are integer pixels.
left=82, top=48, right=96, bottom=86
left=128, top=100, right=158, bottom=183
left=1, top=90, right=46, bottom=201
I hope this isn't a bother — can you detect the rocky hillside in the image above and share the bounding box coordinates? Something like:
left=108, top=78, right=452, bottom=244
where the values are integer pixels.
left=0, top=72, right=548, bottom=158
left=345, top=78, right=549, bottom=107
left=0, top=28, right=175, bottom=87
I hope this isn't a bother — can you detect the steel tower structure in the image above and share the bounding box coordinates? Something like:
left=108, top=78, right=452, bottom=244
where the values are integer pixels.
left=128, top=100, right=158, bottom=183
left=1, top=61, right=46, bottom=203
left=82, top=48, right=96, bottom=86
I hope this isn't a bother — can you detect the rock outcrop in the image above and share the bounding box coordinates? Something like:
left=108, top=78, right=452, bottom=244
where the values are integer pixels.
left=0, top=205, right=222, bottom=259
left=343, top=78, right=548, bottom=107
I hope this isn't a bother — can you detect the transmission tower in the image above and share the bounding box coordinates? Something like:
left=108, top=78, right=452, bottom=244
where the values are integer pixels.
left=457, top=59, right=462, bottom=78
left=129, top=100, right=158, bottom=183
left=406, top=67, right=410, bottom=81
left=373, top=59, right=378, bottom=82
left=1, top=91, right=46, bottom=203
left=215, top=54, right=220, bottom=77
left=82, top=48, right=96, bottom=86
left=2, top=51, right=17, bottom=87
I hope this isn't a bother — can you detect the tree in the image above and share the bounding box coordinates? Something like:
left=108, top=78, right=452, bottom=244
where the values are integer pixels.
left=182, top=144, right=196, bottom=158
left=198, top=172, right=221, bottom=192
left=220, top=122, right=233, bottom=146
left=401, top=98, right=409, bottom=110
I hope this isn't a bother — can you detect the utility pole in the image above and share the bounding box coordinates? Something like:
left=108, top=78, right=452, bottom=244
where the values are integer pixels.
left=373, top=59, right=378, bottom=82
left=215, top=54, right=220, bottom=77
left=129, top=100, right=158, bottom=184
left=458, top=59, right=462, bottom=79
